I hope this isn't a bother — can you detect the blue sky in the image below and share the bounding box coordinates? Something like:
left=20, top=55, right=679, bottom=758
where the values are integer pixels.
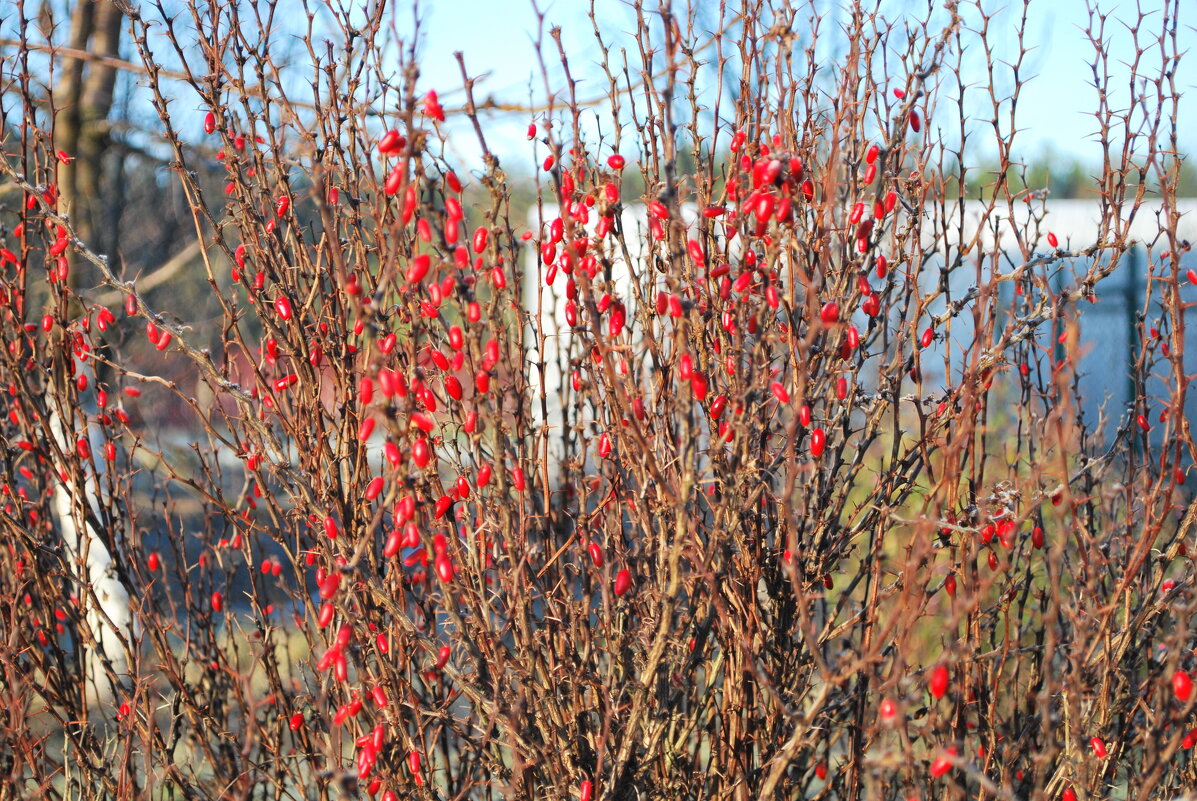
left=404, top=0, right=1194, bottom=169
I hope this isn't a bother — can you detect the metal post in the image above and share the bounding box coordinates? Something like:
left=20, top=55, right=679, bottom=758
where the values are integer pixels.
left=1125, top=246, right=1140, bottom=439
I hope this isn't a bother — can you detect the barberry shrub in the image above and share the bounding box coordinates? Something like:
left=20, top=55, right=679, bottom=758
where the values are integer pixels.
left=1, top=1, right=1194, bottom=799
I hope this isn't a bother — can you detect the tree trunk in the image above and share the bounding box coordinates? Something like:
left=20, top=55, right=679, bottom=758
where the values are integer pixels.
left=55, top=1, right=124, bottom=252
left=51, top=0, right=132, bottom=707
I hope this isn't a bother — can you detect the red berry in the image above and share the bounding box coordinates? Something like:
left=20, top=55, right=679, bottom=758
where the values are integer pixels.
left=407, top=254, right=431, bottom=284
left=879, top=698, right=898, bottom=723
left=809, top=428, right=826, bottom=458
left=383, top=529, right=403, bottom=559
left=385, top=166, right=404, bottom=195
left=412, top=438, right=431, bottom=468
left=319, top=573, right=342, bottom=599
left=614, top=568, right=633, bottom=596
left=1184, top=728, right=1197, bottom=749
left=930, top=746, right=956, bottom=777
left=365, top=476, right=384, bottom=501
left=929, top=665, right=949, bottom=699
left=377, top=129, right=402, bottom=154
left=1173, top=670, right=1193, bottom=702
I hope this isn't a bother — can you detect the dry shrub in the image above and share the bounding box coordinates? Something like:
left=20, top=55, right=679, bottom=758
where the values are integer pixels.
left=0, top=1, right=1194, bottom=800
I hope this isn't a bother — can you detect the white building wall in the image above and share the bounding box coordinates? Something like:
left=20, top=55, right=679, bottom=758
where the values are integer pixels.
left=524, top=199, right=1197, bottom=461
